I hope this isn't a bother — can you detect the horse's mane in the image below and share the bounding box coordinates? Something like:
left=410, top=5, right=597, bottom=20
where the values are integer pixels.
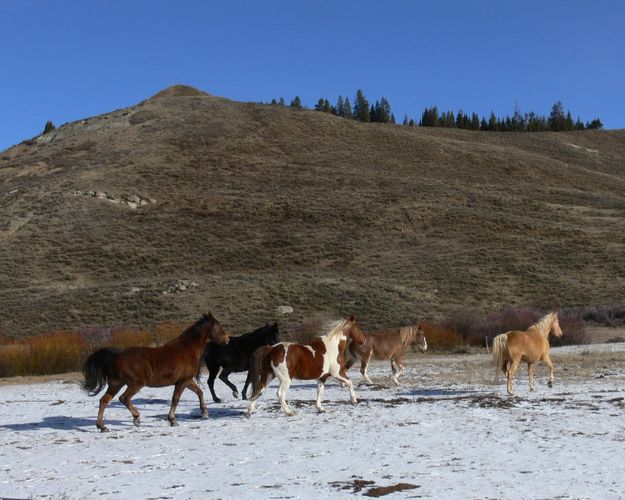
left=529, top=312, right=556, bottom=338
left=399, top=325, right=420, bottom=346
left=321, top=319, right=349, bottom=341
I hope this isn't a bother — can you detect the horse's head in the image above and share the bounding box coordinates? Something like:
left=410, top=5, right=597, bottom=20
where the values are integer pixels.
left=345, top=315, right=366, bottom=345
left=551, top=312, right=564, bottom=338
left=415, top=323, right=428, bottom=352
left=270, top=322, right=280, bottom=343
left=204, top=312, right=230, bottom=345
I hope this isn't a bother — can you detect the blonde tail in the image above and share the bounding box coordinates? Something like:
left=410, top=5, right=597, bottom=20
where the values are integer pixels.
left=491, top=334, right=509, bottom=381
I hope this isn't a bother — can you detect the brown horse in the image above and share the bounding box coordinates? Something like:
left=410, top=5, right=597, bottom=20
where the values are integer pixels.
left=245, top=316, right=366, bottom=417
left=82, top=312, right=229, bottom=432
left=346, top=324, right=428, bottom=385
left=492, top=311, right=563, bottom=396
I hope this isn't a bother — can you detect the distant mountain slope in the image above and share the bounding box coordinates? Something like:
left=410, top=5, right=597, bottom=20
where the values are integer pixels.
left=1, top=86, right=624, bottom=337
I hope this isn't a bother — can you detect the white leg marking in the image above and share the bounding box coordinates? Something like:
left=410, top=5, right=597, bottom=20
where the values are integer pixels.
left=316, top=381, right=326, bottom=413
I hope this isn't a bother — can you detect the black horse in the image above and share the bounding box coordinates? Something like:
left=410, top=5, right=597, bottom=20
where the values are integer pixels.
left=201, top=322, right=279, bottom=402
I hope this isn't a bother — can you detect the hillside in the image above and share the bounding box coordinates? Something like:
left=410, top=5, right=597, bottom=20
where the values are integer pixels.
left=1, top=85, right=625, bottom=337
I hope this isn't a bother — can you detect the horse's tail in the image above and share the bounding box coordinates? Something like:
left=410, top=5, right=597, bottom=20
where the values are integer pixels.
left=81, top=347, right=119, bottom=396
left=491, top=334, right=509, bottom=379
left=248, top=345, right=272, bottom=399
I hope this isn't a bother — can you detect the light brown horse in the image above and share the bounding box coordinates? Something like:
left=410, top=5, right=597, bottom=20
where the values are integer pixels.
left=492, top=311, right=563, bottom=396
left=346, top=324, right=428, bottom=385
left=82, top=312, right=229, bottom=432
left=245, top=316, right=366, bottom=417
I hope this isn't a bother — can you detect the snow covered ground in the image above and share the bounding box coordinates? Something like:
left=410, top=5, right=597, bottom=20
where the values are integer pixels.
left=1, top=343, right=624, bottom=499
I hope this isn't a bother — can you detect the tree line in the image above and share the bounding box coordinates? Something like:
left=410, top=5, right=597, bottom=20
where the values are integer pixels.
left=268, top=91, right=603, bottom=132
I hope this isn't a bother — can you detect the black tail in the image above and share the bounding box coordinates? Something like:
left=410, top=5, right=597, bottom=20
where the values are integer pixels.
left=196, top=345, right=209, bottom=384
left=81, top=347, right=119, bottom=396
left=248, top=346, right=271, bottom=398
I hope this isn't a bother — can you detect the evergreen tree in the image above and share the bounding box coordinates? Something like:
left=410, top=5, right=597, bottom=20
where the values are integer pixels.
left=548, top=101, right=565, bottom=131
left=290, top=96, right=302, bottom=109
left=278, top=97, right=286, bottom=106
left=471, top=112, right=480, bottom=131
left=270, top=98, right=278, bottom=106
left=342, top=97, right=353, bottom=119
left=390, top=113, right=396, bottom=125
left=420, top=106, right=439, bottom=127
left=586, top=118, right=603, bottom=129
left=402, top=114, right=409, bottom=126
left=353, top=89, right=370, bottom=122
left=337, top=96, right=345, bottom=117
left=409, top=118, right=415, bottom=127
left=488, top=112, right=498, bottom=131
left=43, top=120, right=56, bottom=134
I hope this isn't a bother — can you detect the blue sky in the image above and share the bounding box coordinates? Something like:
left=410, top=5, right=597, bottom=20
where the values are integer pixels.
left=1, top=0, right=624, bottom=150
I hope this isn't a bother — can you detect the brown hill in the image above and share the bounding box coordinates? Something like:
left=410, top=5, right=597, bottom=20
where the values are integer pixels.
left=1, top=86, right=625, bottom=337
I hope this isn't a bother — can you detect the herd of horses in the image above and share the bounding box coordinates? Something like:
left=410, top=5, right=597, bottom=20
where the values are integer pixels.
left=82, top=311, right=564, bottom=432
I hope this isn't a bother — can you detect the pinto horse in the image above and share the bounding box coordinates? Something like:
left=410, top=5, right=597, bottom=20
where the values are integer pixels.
left=245, top=316, right=366, bottom=417
left=201, top=322, right=280, bottom=402
left=82, top=313, right=229, bottom=432
left=346, top=324, right=427, bottom=385
left=492, top=311, right=563, bottom=396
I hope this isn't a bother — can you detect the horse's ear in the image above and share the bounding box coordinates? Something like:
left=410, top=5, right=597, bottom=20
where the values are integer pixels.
left=273, top=321, right=278, bottom=327
left=349, top=315, right=355, bottom=322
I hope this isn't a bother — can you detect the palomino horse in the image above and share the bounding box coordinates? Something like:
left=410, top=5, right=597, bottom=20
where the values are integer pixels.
left=82, top=313, right=229, bottom=432
left=245, top=316, right=366, bottom=417
left=346, top=324, right=428, bottom=385
left=492, top=311, right=563, bottom=396
left=201, top=322, right=280, bottom=402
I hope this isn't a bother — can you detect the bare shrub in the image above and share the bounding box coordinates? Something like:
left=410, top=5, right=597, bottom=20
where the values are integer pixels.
left=551, top=309, right=587, bottom=346
left=154, top=321, right=184, bottom=346
left=419, top=322, right=463, bottom=351
left=0, top=331, right=88, bottom=377
left=110, top=327, right=153, bottom=349
left=582, top=305, right=625, bottom=327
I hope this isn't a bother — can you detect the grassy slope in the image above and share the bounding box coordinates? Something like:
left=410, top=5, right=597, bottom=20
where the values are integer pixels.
left=1, top=87, right=625, bottom=336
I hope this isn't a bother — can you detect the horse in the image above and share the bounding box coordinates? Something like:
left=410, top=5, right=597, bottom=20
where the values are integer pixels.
left=346, top=323, right=428, bottom=385
left=491, top=311, right=563, bottom=396
left=82, top=312, right=229, bottom=432
left=201, top=322, right=280, bottom=402
left=245, top=316, right=366, bottom=418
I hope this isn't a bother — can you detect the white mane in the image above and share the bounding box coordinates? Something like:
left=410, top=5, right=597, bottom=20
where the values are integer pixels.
left=321, top=319, right=349, bottom=341
left=531, top=312, right=557, bottom=338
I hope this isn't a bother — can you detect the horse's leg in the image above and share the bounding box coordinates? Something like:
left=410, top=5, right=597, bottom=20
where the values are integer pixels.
left=168, top=380, right=189, bottom=426
left=361, top=350, right=373, bottom=384
left=119, top=384, right=143, bottom=427
left=218, top=369, right=239, bottom=399
left=245, top=370, right=274, bottom=418
left=542, top=353, right=555, bottom=388
left=390, top=357, right=401, bottom=386
left=392, top=353, right=405, bottom=385
left=506, top=358, right=521, bottom=396
left=276, top=371, right=295, bottom=417
left=331, top=367, right=358, bottom=405
left=96, top=381, right=123, bottom=432
left=207, top=365, right=221, bottom=403
left=186, top=379, right=208, bottom=418
left=528, top=363, right=536, bottom=392
left=316, top=378, right=327, bottom=413
left=242, top=370, right=251, bottom=400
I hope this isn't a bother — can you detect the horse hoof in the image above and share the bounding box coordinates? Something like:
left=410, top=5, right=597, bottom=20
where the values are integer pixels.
left=213, top=398, right=222, bottom=404
left=286, top=411, right=296, bottom=417
left=242, top=395, right=247, bottom=401
left=233, top=392, right=239, bottom=399
left=201, top=411, right=209, bottom=419
left=547, top=381, right=553, bottom=388
left=133, top=417, right=140, bottom=427
left=169, top=420, right=179, bottom=427
left=99, top=426, right=110, bottom=433
left=317, top=407, right=326, bottom=414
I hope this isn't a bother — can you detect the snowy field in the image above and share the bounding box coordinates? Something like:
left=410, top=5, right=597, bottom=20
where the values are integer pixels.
left=1, top=343, right=625, bottom=499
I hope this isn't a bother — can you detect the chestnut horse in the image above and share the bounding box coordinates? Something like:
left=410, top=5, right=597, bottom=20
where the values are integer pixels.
left=492, top=311, right=563, bottom=396
left=82, top=313, right=229, bottom=432
left=245, top=316, right=366, bottom=417
left=346, top=324, right=428, bottom=385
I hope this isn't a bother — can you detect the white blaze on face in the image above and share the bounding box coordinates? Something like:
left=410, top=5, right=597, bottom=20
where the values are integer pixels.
left=304, top=345, right=315, bottom=355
